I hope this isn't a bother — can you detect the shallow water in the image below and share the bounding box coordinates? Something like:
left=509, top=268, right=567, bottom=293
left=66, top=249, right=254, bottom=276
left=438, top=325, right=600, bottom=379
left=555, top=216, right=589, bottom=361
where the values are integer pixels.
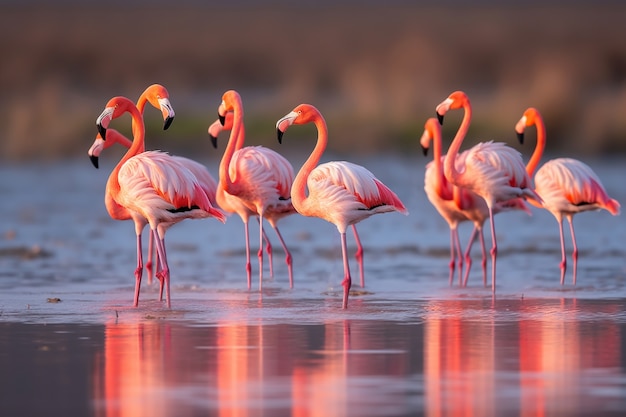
left=1, top=154, right=625, bottom=416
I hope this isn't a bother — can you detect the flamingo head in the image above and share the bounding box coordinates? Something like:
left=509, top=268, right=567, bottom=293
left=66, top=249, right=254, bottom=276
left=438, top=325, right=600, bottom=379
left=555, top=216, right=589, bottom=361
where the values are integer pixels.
left=143, top=84, right=175, bottom=130
left=436, top=90, right=469, bottom=124
left=86, top=129, right=131, bottom=169
left=208, top=112, right=234, bottom=148
left=96, top=96, right=136, bottom=138
left=420, top=118, right=441, bottom=157
left=515, top=107, right=541, bottom=144
left=218, top=90, right=243, bottom=125
left=87, top=135, right=105, bottom=169
left=275, top=103, right=323, bottom=143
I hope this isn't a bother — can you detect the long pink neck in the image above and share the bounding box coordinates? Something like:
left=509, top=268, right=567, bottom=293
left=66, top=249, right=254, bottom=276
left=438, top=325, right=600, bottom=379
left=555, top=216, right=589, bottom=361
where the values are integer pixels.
left=443, top=100, right=471, bottom=185
left=526, top=113, right=546, bottom=177
left=218, top=97, right=245, bottom=195
left=292, top=114, right=328, bottom=214
left=431, top=123, right=446, bottom=197
left=107, top=105, right=145, bottom=201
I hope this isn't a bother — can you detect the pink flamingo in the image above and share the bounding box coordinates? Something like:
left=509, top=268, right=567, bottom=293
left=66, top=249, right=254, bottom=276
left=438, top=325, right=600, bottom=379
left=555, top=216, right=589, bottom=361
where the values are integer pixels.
left=90, top=128, right=219, bottom=290
left=420, top=118, right=529, bottom=287
left=515, top=107, right=620, bottom=285
left=208, top=112, right=278, bottom=279
left=276, top=103, right=408, bottom=309
left=213, top=90, right=296, bottom=290
left=437, top=91, right=540, bottom=293
left=94, top=96, right=226, bottom=308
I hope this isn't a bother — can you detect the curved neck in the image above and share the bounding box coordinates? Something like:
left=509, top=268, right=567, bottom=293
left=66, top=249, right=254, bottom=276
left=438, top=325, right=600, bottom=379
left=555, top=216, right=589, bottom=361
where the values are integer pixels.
left=218, top=99, right=245, bottom=193
left=526, top=113, right=546, bottom=177
left=443, top=100, right=471, bottom=183
left=292, top=115, right=328, bottom=213
left=108, top=105, right=146, bottom=199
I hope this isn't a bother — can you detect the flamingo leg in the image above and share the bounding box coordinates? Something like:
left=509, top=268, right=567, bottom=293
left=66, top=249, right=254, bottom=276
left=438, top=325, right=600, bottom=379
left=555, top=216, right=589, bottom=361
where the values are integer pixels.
left=244, top=221, right=252, bottom=290
left=448, top=228, right=456, bottom=286
left=340, top=231, right=352, bottom=309
left=258, top=215, right=265, bottom=291
left=462, top=226, right=478, bottom=287
left=257, top=218, right=274, bottom=278
left=157, top=231, right=165, bottom=302
left=272, top=226, right=293, bottom=288
left=487, top=206, right=497, bottom=293
left=351, top=225, right=365, bottom=288
left=146, top=231, right=155, bottom=285
left=567, top=216, right=578, bottom=286
left=557, top=218, right=567, bottom=285
left=133, top=233, right=143, bottom=307
left=452, top=227, right=463, bottom=287
left=154, top=229, right=171, bottom=308
left=478, top=228, right=488, bottom=288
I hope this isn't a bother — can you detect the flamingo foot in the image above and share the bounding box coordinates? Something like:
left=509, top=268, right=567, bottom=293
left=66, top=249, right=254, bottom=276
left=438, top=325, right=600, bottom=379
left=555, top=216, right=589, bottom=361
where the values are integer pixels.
left=133, top=267, right=142, bottom=307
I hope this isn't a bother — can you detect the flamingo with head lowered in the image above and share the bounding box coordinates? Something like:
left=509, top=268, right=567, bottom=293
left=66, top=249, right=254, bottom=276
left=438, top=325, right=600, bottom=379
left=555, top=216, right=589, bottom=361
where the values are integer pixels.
left=276, top=103, right=408, bottom=309
left=515, top=107, right=620, bottom=285
left=93, top=96, right=225, bottom=308
left=437, top=91, right=540, bottom=293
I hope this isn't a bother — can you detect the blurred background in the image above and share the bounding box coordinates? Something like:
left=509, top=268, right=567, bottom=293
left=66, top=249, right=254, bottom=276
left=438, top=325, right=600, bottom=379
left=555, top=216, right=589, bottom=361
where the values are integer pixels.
left=1, top=0, right=626, bottom=161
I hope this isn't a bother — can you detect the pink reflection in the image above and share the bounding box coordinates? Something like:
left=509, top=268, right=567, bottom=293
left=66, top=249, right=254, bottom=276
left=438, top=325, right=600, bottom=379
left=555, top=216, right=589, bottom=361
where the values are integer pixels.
left=424, top=300, right=496, bottom=417
left=518, top=299, right=622, bottom=417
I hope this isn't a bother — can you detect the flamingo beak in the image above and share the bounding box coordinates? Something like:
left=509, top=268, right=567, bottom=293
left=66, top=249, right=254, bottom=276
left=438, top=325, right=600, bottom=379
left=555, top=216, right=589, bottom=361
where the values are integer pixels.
left=158, top=98, right=175, bottom=130
left=163, top=115, right=174, bottom=131
left=218, top=112, right=226, bottom=126
left=517, top=131, right=525, bottom=144
left=210, top=135, right=218, bottom=148
left=96, top=106, right=114, bottom=139
left=90, top=155, right=99, bottom=169
left=277, top=129, right=284, bottom=144
left=421, top=145, right=429, bottom=156
left=275, top=111, right=297, bottom=144
left=436, top=112, right=445, bottom=125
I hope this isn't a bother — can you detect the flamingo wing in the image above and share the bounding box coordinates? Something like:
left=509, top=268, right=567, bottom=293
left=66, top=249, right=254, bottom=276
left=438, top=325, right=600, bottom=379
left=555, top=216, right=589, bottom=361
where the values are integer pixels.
left=230, top=146, right=295, bottom=201
left=535, top=158, right=620, bottom=215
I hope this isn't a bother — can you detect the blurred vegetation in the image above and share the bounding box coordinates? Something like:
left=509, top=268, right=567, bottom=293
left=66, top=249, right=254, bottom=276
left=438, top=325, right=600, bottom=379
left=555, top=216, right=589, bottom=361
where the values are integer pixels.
left=1, top=1, right=626, bottom=162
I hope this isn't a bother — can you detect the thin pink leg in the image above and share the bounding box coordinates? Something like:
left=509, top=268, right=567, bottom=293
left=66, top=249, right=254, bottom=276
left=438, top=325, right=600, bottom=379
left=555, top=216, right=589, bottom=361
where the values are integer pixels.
left=351, top=225, right=365, bottom=288
left=488, top=207, right=497, bottom=293
left=154, top=230, right=171, bottom=308
left=452, top=227, right=463, bottom=286
left=133, top=234, right=143, bottom=307
left=258, top=216, right=264, bottom=291
left=557, top=219, right=567, bottom=285
left=340, top=231, right=352, bottom=309
left=567, top=216, right=578, bottom=285
left=478, top=228, right=488, bottom=287
left=244, top=221, right=252, bottom=290
left=146, top=232, right=153, bottom=285
left=462, top=226, right=478, bottom=287
left=448, top=228, right=456, bottom=286
left=273, top=226, right=293, bottom=288
left=257, top=218, right=274, bottom=278
left=157, top=231, right=165, bottom=302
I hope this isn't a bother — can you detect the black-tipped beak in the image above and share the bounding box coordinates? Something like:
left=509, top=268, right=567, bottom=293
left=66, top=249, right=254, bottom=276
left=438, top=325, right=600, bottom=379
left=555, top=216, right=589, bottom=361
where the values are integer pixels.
left=421, top=145, right=429, bottom=157
left=517, top=131, right=524, bottom=144
left=163, top=116, right=174, bottom=131
left=97, top=124, right=107, bottom=138
left=210, top=135, right=218, bottom=149
left=219, top=113, right=225, bottom=126
left=437, top=113, right=444, bottom=125
left=277, top=129, right=284, bottom=144
left=90, top=155, right=99, bottom=169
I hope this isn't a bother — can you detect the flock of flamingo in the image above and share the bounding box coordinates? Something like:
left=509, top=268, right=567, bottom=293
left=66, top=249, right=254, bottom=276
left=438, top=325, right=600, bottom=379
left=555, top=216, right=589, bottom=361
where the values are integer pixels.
left=88, top=86, right=620, bottom=309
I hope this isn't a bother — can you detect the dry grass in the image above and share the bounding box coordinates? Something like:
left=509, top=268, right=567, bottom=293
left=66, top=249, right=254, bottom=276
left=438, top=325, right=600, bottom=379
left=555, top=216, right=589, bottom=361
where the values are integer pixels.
left=1, top=1, right=626, bottom=161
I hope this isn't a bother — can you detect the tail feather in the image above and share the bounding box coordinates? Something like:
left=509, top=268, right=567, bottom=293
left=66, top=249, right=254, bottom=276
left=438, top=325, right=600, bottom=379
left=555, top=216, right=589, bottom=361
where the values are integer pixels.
left=193, top=183, right=227, bottom=223
left=605, top=198, right=621, bottom=216
left=374, top=179, right=408, bottom=215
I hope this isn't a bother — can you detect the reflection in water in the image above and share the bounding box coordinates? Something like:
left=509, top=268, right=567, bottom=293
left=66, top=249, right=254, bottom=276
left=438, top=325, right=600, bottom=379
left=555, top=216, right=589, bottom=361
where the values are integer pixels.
left=84, top=299, right=626, bottom=417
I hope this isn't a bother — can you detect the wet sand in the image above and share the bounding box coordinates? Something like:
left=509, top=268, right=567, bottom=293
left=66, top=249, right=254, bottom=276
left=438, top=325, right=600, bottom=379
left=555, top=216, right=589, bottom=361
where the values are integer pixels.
left=1, top=155, right=625, bottom=416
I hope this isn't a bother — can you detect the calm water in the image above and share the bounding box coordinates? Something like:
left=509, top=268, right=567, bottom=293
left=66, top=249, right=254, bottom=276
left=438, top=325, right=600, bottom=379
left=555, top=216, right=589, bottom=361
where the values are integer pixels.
left=1, top=154, right=625, bottom=416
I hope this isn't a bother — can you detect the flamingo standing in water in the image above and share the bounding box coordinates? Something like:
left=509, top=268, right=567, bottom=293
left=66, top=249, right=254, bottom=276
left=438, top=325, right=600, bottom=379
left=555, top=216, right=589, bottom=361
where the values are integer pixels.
left=213, top=90, right=296, bottom=290
left=437, top=91, right=540, bottom=293
left=276, top=103, right=408, bottom=309
left=94, top=96, right=226, bottom=308
left=420, top=118, right=529, bottom=287
left=515, top=107, right=620, bottom=285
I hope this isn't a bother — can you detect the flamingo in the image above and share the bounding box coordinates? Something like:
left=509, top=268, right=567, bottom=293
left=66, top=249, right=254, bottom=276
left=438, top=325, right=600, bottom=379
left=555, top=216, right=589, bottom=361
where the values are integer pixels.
left=515, top=107, right=620, bottom=285
left=94, top=96, right=226, bottom=308
left=437, top=91, right=540, bottom=293
left=213, top=90, right=296, bottom=290
left=276, top=103, right=408, bottom=309
left=420, top=118, right=530, bottom=287
left=208, top=112, right=279, bottom=281
left=90, top=127, right=219, bottom=289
